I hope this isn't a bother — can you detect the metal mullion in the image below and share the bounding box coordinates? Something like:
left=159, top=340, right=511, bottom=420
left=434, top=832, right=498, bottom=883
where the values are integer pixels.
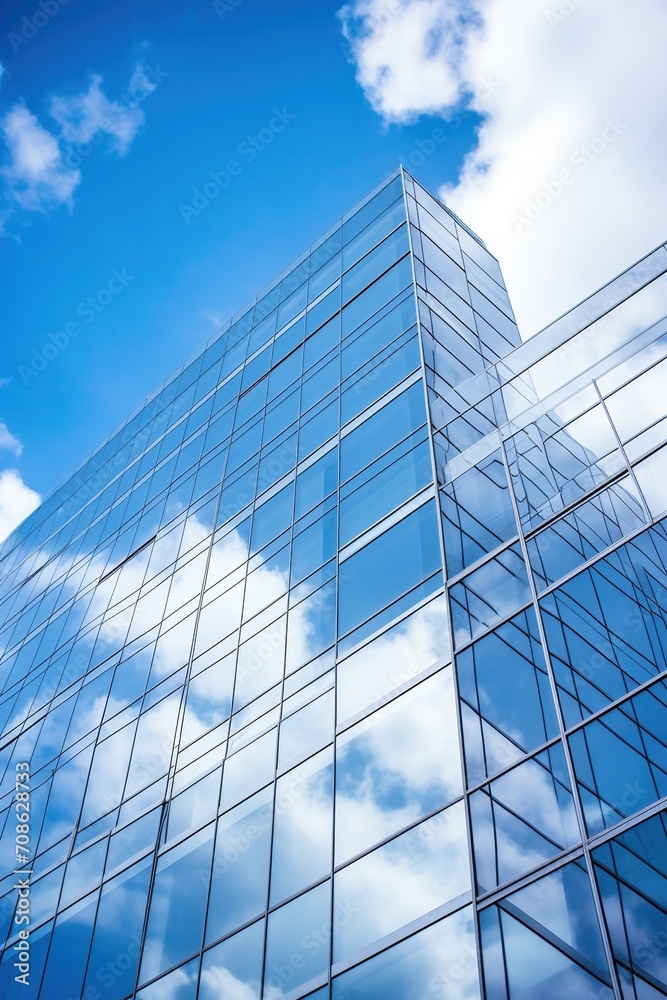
left=401, top=164, right=485, bottom=996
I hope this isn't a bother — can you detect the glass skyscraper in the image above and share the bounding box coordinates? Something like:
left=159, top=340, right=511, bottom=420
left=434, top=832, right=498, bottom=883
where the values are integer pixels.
left=1, top=167, right=667, bottom=999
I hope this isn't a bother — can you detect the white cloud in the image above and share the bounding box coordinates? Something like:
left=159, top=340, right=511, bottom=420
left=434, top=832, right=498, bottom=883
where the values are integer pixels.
left=1, top=104, right=80, bottom=211
left=0, top=422, right=23, bottom=456
left=339, top=0, right=473, bottom=122
left=339, top=0, right=667, bottom=335
left=1, top=65, right=155, bottom=224
left=0, top=468, right=41, bottom=543
left=49, top=73, right=146, bottom=155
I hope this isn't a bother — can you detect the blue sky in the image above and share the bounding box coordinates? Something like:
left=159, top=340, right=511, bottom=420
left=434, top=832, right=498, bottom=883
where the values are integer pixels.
left=0, top=0, right=664, bottom=539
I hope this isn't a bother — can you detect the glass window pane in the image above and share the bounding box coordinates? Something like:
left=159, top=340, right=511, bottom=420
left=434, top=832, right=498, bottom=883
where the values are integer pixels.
left=539, top=523, right=667, bottom=727
left=200, top=920, right=264, bottom=1000
left=220, top=728, right=277, bottom=812
left=270, top=748, right=333, bottom=904
left=333, top=803, right=470, bottom=962
left=338, top=501, right=441, bottom=639
left=480, top=889, right=614, bottom=1000
left=342, top=196, right=406, bottom=270
left=139, top=824, right=214, bottom=983
left=337, top=594, right=451, bottom=725
left=84, top=857, right=152, bottom=1000
left=335, top=670, right=461, bottom=864
left=263, top=881, right=330, bottom=998
left=291, top=508, right=337, bottom=584
left=279, top=688, right=334, bottom=769
left=206, top=788, right=272, bottom=943
left=332, top=906, right=479, bottom=1000
left=340, top=381, right=425, bottom=483
left=234, top=615, right=286, bottom=710
left=506, top=403, right=624, bottom=530
left=441, top=450, right=517, bottom=575
left=343, top=175, right=403, bottom=244
left=341, top=331, right=421, bottom=424
left=135, top=958, right=199, bottom=1000
left=471, top=744, right=580, bottom=893
left=449, top=543, right=531, bottom=647
left=341, top=256, right=413, bottom=339
left=342, top=225, right=409, bottom=303
left=527, top=476, right=646, bottom=591
left=340, top=431, right=431, bottom=545
left=251, top=484, right=294, bottom=552
left=39, top=892, right=99, bottom=1000
left=457, top=609, right=559, bottom=786
left=569, top=678, right=667, bottom=837
left=635, top=444, right=667, bottom=519
left=593, top=809, right=667, bottom=992
left=295, top=449, right=338, bottom=520
left=285, top=580, right=336, bottom=675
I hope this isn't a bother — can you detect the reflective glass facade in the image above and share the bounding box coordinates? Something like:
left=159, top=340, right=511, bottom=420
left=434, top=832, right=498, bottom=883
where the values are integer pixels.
left=1, top=168, right=667, bottom=999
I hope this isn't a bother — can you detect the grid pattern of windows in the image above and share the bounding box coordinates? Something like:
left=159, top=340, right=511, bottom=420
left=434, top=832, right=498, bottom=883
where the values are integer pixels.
left=0, top=168, right=666, bottom=999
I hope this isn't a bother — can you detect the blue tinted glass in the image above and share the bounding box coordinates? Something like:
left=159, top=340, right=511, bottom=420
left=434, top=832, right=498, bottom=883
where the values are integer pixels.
left=343, top=175, right=403, bottom=243
left=263, top=389, right=299, bottom=444
left=340, top=381, right=426, bottom=482
left=480, top=894, right=613, bottom=1000
left=264, top=882, right=330, bottom=997
left=540, top=523, right=667, bottom=726
left=342, top=225, right=409, bottom=304
left=286, top=580, right=336, bottom=674
left=341, top=256, right=413, bottom=339
left=38, top=892, right=98, bottom=1000
left=84, top=857, right=152, bottom=1000
left=270, top=749, right=333, bottom=904
left=449, top=543, right=531, bottom=647
left=338, top=501, right=441, bottom=637
left=301, top=356, right=339, bottom=413
left=139, top=824, right=214, bottom=982
left=341, top=333, right=421, bottom=425
left=272, top=316, right=306, bottom=366
left=200, top=920, right=264, bottom=1000
left=292, top=509, right=337, bottom=583
left=569, top=678, right=667, bottom=836
left=342, top=197, right=406, bottom=270
left=206, top=789, right=272, bottom=943
left=527, top=476, right=646, bottom=591
left=306, top=287, right=340, bottom=337
left=136, top=957, right=199, bottom=1000
left=341, top=291, right=415, bottom=376
left=593, top=810, right=667, bottom=990
left=333, top=804, right=469, bottom=962
left=332, top=907, right=479, bottom=1000
left=471, top=743, right=580, bottom=892
left=304, top=315, right=339, bottom=370
left=335, top=670, right=461, bottom=863
left=295, top=448, right=338, bottom=520
left=298, top=397, right=339, bottom=461
left=457, top=608, right=559, bottom=785
left=340, top=431, right=431, bottom=544
left=251, top=484, right=294, bottom=552
left=441, top=450, right=517, bottom=576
